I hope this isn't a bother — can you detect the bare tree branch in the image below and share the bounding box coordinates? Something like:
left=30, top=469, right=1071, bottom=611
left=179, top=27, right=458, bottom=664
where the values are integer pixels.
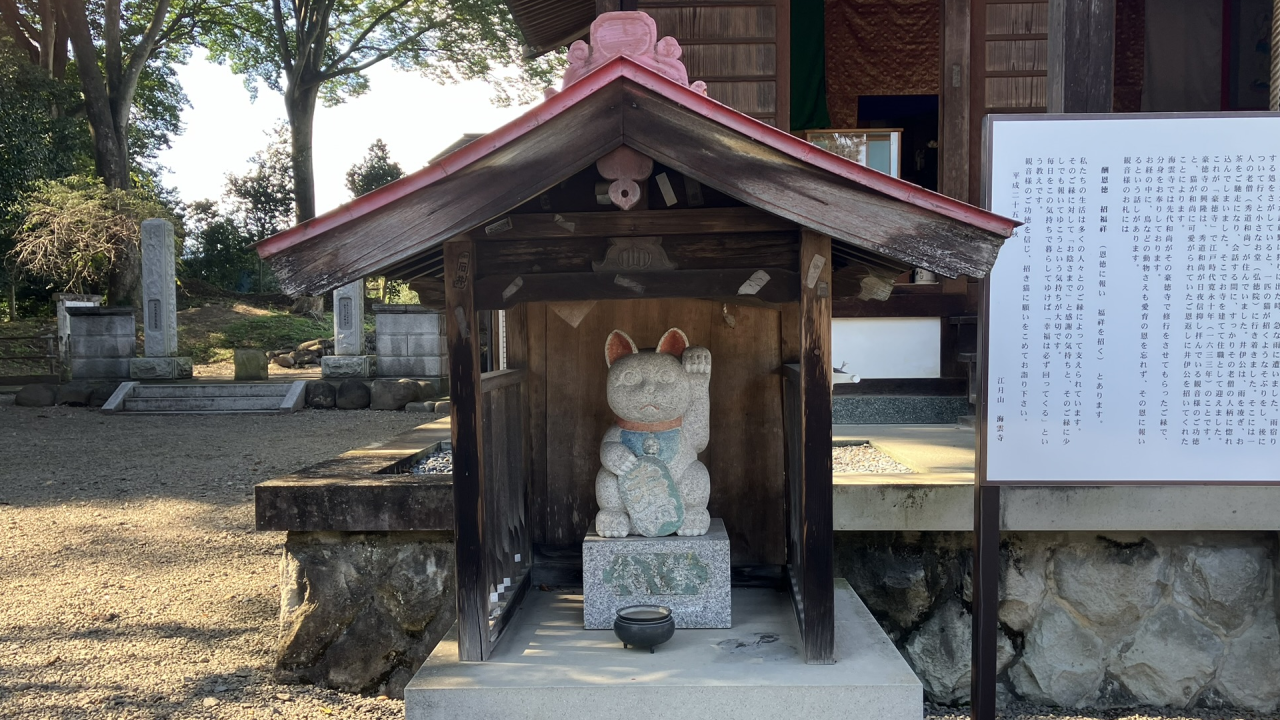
left=271, top=0, right=293, bottom=75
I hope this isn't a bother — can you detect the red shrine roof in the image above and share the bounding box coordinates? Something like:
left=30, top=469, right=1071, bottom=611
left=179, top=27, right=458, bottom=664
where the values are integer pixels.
left=256, top=13, right=1017, bottom=296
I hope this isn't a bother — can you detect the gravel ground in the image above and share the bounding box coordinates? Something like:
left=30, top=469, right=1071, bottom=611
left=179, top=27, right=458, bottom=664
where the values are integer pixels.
left=408, top=450, right=452, bottom=475
left=1, top=400, right=1269, bottom=720
left=0, top=402, right=429, bottom=719
left=926, top=702, right=1280, bottom=719
left=833, top=442, right=916, bottom=473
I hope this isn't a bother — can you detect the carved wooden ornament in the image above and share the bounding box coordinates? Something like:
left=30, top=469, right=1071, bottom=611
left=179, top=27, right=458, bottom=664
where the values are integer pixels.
left=592, top=237, right=676, bottom=272
left=596, top=146, right=653, bottom=210
left=552, top=12, right=709, bottom=96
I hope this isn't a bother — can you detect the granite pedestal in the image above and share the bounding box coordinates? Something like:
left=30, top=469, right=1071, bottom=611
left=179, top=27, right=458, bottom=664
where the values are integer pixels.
left=583, top=518, right=730, bottom=629
left=129, top=356, right=193, bottom=380
left=321, top=355, right=376, bottom=378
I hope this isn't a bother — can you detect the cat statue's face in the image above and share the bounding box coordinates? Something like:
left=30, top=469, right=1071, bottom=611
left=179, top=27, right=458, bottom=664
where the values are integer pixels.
left=605, top=328, right=691, bottom=424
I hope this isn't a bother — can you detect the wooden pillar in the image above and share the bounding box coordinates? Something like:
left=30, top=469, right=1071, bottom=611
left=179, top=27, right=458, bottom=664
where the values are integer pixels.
left=445, top=236, right=488, bottom=662
left=940, top=0, right=971, bottom=202
left=1047, top=0, right=1116, bottom=113
left=971, top=482, right=1001, bottom=720
left=798, top=229, right=834, bottom=664
left=1272, top=0, right=1280, bottom=111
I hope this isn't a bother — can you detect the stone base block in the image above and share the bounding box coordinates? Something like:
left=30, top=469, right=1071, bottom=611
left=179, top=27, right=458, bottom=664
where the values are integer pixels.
left=129, top=356, right=193, bottom=380
left=322, top=355, right=375, bottom=378
left=583, top=518, right=730, bottom=629
left=69, top=358, right=132, bottom=379
left=377, top=356, right=441, bottom=378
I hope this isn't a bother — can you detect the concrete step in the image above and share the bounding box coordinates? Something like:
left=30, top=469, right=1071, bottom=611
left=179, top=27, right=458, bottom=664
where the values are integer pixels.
left=124, top=396, right=285, bottom=412
left=102, top=380, right=307, bottom=415
left=131, top=384, right=294, bottom=398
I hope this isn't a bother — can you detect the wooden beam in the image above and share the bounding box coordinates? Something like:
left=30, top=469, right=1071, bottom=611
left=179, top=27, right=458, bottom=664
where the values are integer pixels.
left=263, top=83, right=629, bottom=296
left=940, top=0, right=971, bottom=201
left=474, top=207, right=796, bottom=241
left=386, top=255, right=444, bottom=281
left=621, top=83, right=1005, bottom=278
left=474, top=232, right=800, bottom=277
left=832, top=289, right=971, bottom=317
left=480, top=367, right=526, bottom=393
left=1047, top=0, right=1115, bottom=113
left=797, top=229, right=834, bottom=664
left=474, top=269, right=800, bottom=309
left=445, top=236, right=490, bottom=662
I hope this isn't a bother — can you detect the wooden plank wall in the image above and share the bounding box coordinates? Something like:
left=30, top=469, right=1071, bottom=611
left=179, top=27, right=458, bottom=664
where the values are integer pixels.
left=968, top=0, right=1049, bottom=203
left=479, top=372, right=532, bottom=645
left=521, top=298, right=786, bottom=566
left=640, top=0, right=790, bottom=129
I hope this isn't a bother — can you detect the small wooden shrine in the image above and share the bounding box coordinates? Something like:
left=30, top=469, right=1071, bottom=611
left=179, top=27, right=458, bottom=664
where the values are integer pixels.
left=256, top=12, right=1016, bottom=666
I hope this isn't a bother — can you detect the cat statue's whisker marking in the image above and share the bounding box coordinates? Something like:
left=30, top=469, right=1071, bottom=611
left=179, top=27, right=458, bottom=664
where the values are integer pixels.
left=595, top=327, right=712, bottom=538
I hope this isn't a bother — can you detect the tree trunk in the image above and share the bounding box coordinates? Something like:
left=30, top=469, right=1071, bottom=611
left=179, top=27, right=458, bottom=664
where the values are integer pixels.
left=106, top=242, right=141, bottom=307
left=58, top=0, right=131, bottom=190
left=286, top=82, right=321, bottom=223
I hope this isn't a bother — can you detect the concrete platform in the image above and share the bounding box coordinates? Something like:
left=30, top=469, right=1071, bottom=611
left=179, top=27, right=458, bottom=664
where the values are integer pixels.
left=406, top=580, right=922, bottom=720
left=831, top=423, right=1280, bottom=532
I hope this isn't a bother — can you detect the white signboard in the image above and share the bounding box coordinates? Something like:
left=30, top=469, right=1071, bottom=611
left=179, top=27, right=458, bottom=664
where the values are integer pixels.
left=985, top=115, right=1280, bottom=483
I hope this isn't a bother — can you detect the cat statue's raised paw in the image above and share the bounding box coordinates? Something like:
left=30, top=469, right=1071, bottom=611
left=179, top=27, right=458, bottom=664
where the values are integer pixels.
left=595, top=327, right=711, bottom=538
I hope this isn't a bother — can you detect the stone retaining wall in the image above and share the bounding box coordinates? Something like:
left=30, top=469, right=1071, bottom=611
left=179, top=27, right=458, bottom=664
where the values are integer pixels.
left=836, top=530, right=1280, bottom=713
left=275, top=531, right=455, bottom=698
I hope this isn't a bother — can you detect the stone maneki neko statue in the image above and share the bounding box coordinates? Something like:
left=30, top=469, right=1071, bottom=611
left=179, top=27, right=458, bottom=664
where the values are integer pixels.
left=594, top=328, right=712, bottom=538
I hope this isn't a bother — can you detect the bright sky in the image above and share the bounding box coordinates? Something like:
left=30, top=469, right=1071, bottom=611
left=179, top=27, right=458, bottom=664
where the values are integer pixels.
left=159, top=49, right=536, bottom=215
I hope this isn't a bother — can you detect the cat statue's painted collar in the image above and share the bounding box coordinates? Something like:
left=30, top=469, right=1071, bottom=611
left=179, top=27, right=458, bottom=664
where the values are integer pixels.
left=615, top=417, right=684, bottom=432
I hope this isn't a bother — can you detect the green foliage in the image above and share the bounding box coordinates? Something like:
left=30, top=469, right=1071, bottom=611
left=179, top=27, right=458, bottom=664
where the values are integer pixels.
left=0, top=40, right=91, bottom=215
left=184, top=312, right=332, bottom=363
left=224, top=123, right=295, bottom=242
left=8, top=175, right=176, bottom=295
left=200, top=0, right=563, bottom=108
left=386, top=279, right=419, bottom=304
left=220, top=313, right=332, bottom=350
left=182, top=200, right=261, bottom=292
left=346, top=139, right=405, bottom=197
left=181, top=125, right=294, bottom=292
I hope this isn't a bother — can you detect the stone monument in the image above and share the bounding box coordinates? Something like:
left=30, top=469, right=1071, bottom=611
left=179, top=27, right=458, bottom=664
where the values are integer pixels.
left=374, top=304, right=446, bottom=388
left=130, top=219, right=192, bottom=380
left=321, top=280, right=375, bottom=378
left=583, top=327, right=729, bottom=628
left=54, top=293, right=102, bottom=372
left=66, top=306, right=136, bottom=379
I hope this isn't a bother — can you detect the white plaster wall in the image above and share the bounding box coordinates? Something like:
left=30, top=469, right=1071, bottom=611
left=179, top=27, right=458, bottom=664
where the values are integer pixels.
left=832, top=317, right=940, bottom=379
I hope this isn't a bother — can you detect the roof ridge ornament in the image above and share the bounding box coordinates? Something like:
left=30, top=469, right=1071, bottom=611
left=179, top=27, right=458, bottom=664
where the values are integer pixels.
left=553, top=11, right=708, bottom=96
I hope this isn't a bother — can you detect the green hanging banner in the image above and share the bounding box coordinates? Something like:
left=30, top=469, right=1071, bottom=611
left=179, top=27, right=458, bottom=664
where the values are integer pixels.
left=789, top=0, right=831, bottom=131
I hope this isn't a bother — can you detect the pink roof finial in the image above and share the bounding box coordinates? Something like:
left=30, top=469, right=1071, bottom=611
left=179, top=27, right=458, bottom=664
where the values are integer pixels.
left=555, top=12, right=708, bottom=96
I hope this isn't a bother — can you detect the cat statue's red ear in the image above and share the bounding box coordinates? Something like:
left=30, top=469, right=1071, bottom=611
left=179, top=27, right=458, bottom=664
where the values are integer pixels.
left=605, top=329, right=639, bottom=367
left=656, top=328, right=689, bottom=358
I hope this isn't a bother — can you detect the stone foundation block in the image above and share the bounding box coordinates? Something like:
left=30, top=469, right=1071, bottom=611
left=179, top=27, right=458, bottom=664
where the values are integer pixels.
left=129, top=356, right=193, bottom=380
left=377, top=357, right=441, bottom=378
left=582, top=518, right=730, bottom=629
left=277, top=531, right=456, bottom=698
left=322, top=355, right=375, bottom=378
left=70, top=358, right=132, bottom=379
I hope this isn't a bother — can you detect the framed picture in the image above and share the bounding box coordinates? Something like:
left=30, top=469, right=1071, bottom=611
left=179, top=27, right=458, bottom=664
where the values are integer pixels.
left=804, top=129, right=902, bottom=177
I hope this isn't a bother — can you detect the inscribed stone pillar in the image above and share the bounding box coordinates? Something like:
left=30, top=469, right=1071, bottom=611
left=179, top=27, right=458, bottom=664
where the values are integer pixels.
left=333, top=280, right=365, bottom=356
left=141, top=219, right=178, bottom=357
